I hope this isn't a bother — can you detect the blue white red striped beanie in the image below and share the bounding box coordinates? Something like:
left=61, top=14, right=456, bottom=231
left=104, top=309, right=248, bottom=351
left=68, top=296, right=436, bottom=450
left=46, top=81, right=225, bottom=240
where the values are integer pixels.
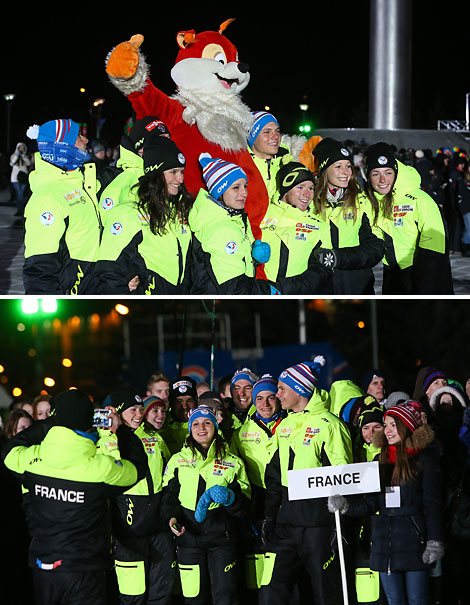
left=27, top=119, right=80, bottom=146
left=199, top=153, right=247, bottom=199
left=278, top=356, right=325, bottom=399
left=247, top=111, right=279, bottom=148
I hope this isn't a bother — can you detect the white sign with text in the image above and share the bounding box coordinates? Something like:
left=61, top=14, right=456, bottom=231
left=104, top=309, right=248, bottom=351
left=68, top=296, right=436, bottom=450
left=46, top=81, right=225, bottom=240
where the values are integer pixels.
left=287, top=461, right=381, bottom=500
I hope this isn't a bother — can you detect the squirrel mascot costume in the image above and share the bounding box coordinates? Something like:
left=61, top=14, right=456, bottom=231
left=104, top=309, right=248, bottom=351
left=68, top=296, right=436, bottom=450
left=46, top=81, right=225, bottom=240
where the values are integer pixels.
left=106, top=19, right=275, bottom=240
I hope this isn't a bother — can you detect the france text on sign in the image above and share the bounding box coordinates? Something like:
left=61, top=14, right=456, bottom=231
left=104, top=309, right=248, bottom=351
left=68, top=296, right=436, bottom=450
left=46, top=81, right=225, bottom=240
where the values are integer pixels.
left=287, top=461, right=380, bottom=501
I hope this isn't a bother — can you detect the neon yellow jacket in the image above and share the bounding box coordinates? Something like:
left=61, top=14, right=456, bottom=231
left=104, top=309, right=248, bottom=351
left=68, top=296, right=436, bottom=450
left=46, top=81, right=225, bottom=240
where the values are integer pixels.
left=188, top=188, right=273, bottom=294
left=365, top=160, right=453, bottom=294
left=23, top=154, right=102, bottom=294
left=264, top=388, right=352, bottom=527
left=98, top=145, right=143, bottom=220
left=96, top=195, right=192, bottom=294
left=260, top=197, right=329, bottom=280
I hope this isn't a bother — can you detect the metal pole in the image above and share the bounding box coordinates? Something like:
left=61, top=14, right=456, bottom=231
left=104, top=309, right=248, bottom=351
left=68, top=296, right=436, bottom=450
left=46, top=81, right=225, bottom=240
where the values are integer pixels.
left=298, top=300, right=307, bottom=345
left=369, top=0, right=412, bottom=129
left=466, top=93, right=470, bottom=130
left=371, top=301, right=379, bottom=368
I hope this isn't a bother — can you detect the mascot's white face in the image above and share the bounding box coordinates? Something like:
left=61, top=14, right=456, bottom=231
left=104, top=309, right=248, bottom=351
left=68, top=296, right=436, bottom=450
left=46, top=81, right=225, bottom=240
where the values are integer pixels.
left=171, top=42, right=250, bottom=95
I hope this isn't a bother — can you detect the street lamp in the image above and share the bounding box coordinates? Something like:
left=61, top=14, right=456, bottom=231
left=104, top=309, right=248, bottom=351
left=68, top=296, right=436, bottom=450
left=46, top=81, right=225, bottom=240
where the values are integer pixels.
left=4, top=93, right=16, bottom=154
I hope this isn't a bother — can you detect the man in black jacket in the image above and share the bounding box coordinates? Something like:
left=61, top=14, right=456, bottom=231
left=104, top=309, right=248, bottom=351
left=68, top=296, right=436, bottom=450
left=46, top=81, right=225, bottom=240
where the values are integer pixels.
left=2, top=389, right=148, bottom=605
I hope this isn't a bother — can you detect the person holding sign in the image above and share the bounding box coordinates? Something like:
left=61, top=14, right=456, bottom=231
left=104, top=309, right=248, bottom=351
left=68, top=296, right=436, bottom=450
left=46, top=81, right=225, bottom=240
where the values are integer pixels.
left=328, top=403, right=444, bottom=605
left=260, top=356, right=352, bottom=605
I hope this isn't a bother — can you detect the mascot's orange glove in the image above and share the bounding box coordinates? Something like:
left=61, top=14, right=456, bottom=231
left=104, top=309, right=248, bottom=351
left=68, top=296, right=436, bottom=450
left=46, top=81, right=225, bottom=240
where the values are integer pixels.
left=106, top=34, right=144, bottom=79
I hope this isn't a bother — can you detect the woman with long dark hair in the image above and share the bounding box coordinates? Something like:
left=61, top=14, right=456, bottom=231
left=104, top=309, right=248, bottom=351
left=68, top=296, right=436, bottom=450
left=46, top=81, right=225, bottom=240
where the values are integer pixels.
left=362, top=141, right=453, bottom=294
left=329, top=403, right=444, bottom=605
left=161, top=405, right=251, bottom=604
left=311, top=137, right=384, bottom=294
left=96, top=135, right=193, bottom=294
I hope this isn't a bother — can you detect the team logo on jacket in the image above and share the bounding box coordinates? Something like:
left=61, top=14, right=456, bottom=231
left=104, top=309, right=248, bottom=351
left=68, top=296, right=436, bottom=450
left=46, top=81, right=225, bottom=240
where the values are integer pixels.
left=302, top=427, right=320, bottom=446
left=101, top=197, right=114, bottom=211
left=225, top=241, right=238, bottom=254
left=40, top=211, right=54, bottom=226
left=110, top=222, right=123, bottom=235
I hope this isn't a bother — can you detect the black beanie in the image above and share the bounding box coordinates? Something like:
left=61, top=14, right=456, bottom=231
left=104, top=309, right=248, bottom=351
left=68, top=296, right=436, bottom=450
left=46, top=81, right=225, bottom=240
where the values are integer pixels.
left=142, top=135, right=186, bottom=175
left=53, top=389, right=94, bottom=432
left=277, top=162, right=315, bottom=199
left=365, top=142, right=398, bottom=177
left=128, top=117, right=171, bottom=153
left=358, top=403, right=385, bottom=430
left=313, top=138, right=352, bottom=174
left=109, top=389, right=143, bottom=415
left=169, top=377, right=198, bottom=402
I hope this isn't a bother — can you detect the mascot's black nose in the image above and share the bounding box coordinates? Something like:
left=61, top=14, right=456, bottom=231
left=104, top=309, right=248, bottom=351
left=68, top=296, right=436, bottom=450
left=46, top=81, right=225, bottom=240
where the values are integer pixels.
left=237, top=62, right=249, bottom=74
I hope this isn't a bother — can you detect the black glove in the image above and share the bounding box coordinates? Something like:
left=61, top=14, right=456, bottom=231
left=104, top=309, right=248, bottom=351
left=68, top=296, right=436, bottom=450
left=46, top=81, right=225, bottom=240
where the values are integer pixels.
left=116, top=425, right=148, bottom=481
left=260, top=516, right=276, bottom=547
left=313, top=248, right=337, bottom=270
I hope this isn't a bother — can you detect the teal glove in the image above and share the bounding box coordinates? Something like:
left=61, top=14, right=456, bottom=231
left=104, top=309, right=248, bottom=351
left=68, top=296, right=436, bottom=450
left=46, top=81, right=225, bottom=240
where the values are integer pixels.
left=252, top=240, right=271, bottom=264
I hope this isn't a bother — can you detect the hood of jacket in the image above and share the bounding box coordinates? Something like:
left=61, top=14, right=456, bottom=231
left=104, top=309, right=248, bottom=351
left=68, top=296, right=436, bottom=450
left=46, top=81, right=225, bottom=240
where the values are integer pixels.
left=304, top=387, right=331, bottom=414
left=372, top=421, right=435, bottom=451
left=116, top=145, right=144, bottom=172
left=375, top=159, right=422, bottom=202
left=39, top=425, right=98, bottom=470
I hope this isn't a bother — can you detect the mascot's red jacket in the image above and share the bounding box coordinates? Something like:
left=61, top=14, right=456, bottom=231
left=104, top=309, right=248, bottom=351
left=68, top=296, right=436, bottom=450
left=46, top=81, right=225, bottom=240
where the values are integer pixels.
left=106, top=21, right=268, bottom=239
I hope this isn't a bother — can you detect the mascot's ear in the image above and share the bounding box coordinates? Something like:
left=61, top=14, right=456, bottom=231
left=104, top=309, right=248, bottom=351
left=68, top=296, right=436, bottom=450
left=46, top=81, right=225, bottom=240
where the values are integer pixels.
left=176, top=30, right=197, bottom=50
left=219, top=18, right=236, bottom=34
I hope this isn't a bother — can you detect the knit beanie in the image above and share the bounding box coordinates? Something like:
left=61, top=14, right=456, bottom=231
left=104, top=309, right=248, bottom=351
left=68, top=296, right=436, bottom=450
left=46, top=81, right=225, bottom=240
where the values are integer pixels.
left=199, top=153, right=247, bottom=199
left=384, top=403, right=420, bottom=432
left=252, top=374, right=278, bottom=400
left=358, top=403, right=384, bottom=430
left=278, top=356, right=325, bottom=399
left=230, top=368, right=258, bottom=393
left=53, top=389, right=94, bottom=432
left=277, top=162, right=315, bottom=199
left=129, top=117, right=171, bottom=153
left=143, top=395, right=165, bottom=417
left=247, top=111, right=279, bottom=148
left=361, top=369, right=385, bottom=393
left=27, top=119, right=80, bottom=146
left=26, top=119, right=90, bottom=171
left=169, top=377, right=198, bottom=402
left=109, top=389, right=143, bottom=415
left=365, top=142, right=398, bottom=177
left=188, top=405, right=219, bottom=434
left=423, top=368, right=447, bottom=393
left=142, top=136, right=185, bottom=175
left=384, top=391, right=410, bottom=410
left=312, top=138, right=352, bottom=174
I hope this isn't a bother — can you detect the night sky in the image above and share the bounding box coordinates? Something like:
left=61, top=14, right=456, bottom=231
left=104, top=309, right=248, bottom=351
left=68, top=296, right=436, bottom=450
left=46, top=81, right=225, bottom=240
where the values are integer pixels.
left=2, top=4, right=469, bottom=152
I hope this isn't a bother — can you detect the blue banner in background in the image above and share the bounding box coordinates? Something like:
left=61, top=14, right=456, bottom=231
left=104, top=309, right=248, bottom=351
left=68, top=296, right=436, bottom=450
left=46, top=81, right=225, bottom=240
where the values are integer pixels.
left=159, top=343, right=351, bottom=391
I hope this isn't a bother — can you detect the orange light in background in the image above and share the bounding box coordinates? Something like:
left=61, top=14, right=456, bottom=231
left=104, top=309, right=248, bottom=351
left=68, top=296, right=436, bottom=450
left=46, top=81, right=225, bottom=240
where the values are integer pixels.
left=115, top=304, right=130, bottom=315
left=357, top=321, right=366, bottom=329
left=0, top=364, right=4, bottom=373
left=12, top=387, right=22, bottom=397
left=44, top=377, right=55, bottom=387
left=28, top=348, right=37, bottom=357
left=62, top=358, right=73, bottom=368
